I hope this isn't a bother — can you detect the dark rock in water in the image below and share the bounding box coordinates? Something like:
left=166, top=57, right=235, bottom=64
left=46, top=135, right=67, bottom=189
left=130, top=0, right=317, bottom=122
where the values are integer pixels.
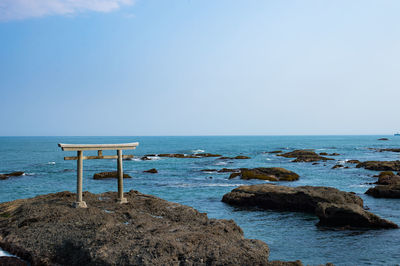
left=0, top=256, right=27, bottom=266
left=222, top=184, right=397, bottom=229
left=141, top=156, right=152, bottom=161
left=268, top=150, right=282, bottom=154
left=366, top=185, right=400, bottom=198
left=356, top=161, right=400, bottom=171
left=222, top=184, right=363, bottom=213
left=218, top=168, right=240, bottom=173
left=219, top=155, right=251, bottom=160
left=200, top=169, right=218, bottom=172
left=312, top=162, right=320, bottom=165
left=329, top=153, right=340, bottom=156
left=332, top=165, right=344, bottom=169
left=319, top=152, right=328, bottom=156
left=93, top=172, right=132, bottom=179
left=378, top=138, right=389, bottom=141
left=316, top=203, right=398, bottom=229
left=229, top=168, right=299, bottom=181
left=278, top=150, right=334, bottom=162
left=0, top=172, right=24, bottom=180
left=143, top=168, right=158, bottom=174
left=378, top=148, right=400, bottom=152
left=375, top=174, right=400, bottom=185
left=347, top=160, right=360, bottom=164
left=0, top=191, right=271, bottom=265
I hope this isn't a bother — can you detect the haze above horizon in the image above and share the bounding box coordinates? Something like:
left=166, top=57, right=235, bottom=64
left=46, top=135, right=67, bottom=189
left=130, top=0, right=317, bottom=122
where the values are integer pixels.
left=1, top=0, right=399, bottom=136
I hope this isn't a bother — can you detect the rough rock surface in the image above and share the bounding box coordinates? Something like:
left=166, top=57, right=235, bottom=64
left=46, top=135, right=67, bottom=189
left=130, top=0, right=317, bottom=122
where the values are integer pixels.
left=315, top=203, right=398, bottom=229
left=366, top=185, right=400, bottom=198
left=143, top=168, right=158, bottom=174
left=222, top=184, right=397, bottom=229
left=228, top=168, right=299, bottom=181
left=0, top=190, right=273, bottom=266
left=0, top=172, right=24, bottom=180
left=93, top=172, right=132, bottom=179
left=356, top=161, right=400, bottom=171
left=277, top=150, right=334, bottom=162
left=375, top=172, right=400, bottom=185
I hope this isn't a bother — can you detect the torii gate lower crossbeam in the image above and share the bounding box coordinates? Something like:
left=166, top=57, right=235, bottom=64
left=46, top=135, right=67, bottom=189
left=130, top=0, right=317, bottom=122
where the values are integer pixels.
left=58, top=142, right=139, bottom=208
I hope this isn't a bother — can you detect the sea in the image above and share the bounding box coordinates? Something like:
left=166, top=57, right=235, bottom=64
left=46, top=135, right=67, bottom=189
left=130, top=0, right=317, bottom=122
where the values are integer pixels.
left=0, top=136, right=399, bottom=265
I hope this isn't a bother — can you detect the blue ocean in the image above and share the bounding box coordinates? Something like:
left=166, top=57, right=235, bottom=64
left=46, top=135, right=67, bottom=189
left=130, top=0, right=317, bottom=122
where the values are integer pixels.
left=1, top=136, right=399, bottom=265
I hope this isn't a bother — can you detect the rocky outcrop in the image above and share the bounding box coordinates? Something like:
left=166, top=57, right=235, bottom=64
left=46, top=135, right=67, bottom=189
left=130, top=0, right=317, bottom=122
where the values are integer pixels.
left=346, top=160, right=360, bottom=164
left=0, top=190, right=272, bottom=265
left=315, top=203, right=398, bottom=229
left=228, top=168, right=299, bottom=181
left=219, top=156, right=251, bottom=160
left=93, top=172, right=132, bottom=179
left=356, top=161, right=400, bottom=171
left=143, top=168, right=158, bottom=174
left=222, top=184, right=397, bottom=229
left=374, top=172, right=400, bottom=185
left=378, top=148, right=400, bottom=152
left=366, top=185, right=400, bottom=198
left=277, top=150, right=334, bottom=162
left=0, top=172, right=24, bottom=180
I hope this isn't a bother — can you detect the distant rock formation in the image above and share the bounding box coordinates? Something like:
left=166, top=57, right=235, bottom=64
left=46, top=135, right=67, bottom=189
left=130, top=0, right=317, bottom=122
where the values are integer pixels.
left=229, top=168, right=299, bottom=181
left=143, top=168, right=158, bottom=174
left=356, top=161, right=400, bottom=171
left=93, top=172, right=131, bottom=179
left=277, top=150, right=334, bottom=162
left=0, top=172, right=24, bottom=180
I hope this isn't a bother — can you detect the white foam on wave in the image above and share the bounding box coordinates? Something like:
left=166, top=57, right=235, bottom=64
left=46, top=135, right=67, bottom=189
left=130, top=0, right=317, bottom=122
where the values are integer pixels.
left=48, top=162, right=56, bottom=165
left=349, top=184, right=370, bottom=188
left=214, top=162, right=228, bottom=166
left=266, top=158, right=272, bottom=161
left=173, top=183, right=246, bottom=188
left=0, top=248, right=13, bottom=257
left=192, top=149, right=205, bottom=154
left=147, top=156, right=161, bottom=160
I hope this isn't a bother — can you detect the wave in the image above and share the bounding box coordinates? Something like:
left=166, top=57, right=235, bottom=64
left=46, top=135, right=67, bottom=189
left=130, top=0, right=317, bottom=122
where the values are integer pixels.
left=173, top=183, right=247, bottom=188
left=214, top=162, right=228, bottom=166
left=48, top=162, right=56, bottom=165
left=192, top=149, right=205, bottom=154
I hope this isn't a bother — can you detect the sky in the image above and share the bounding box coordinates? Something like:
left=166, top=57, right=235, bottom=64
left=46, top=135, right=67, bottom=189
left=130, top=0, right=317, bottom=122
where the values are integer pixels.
left=0, top=0, right=399, bottom=136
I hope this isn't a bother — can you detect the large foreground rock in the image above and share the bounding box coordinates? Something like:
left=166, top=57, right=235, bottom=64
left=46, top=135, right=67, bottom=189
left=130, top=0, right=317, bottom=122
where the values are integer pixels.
left=0, top=190, right=273, bottom=265
left=222, top=184, right=397, bottom=229
left=229, top=168, right=299, bottom=181
left=356, top=161, right=400, bottom=171
left=277, top=150, right=334, bottom=162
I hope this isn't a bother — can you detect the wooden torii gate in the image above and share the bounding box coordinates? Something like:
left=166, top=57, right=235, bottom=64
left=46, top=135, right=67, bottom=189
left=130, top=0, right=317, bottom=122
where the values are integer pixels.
left=58, top=142, right=139, bottom=208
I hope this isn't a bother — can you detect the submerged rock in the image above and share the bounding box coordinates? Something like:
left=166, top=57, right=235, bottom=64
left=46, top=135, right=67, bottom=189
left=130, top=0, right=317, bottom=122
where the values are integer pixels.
left=228, top=168, right=299, bottom=181
left=356, top=161, right=400, bottom=171
left=222, top=184, right=397, bottom=229
left=0, top=172, right=24, bottom=180
left=0, top=190, right=271, bottom=265
left=377, top=138, right=389, bottom=141
left=278, top=150, right=334, bottom=162
left=93, top=172, right=132, bottom=179
left=143, top=168, right=158, bottom=174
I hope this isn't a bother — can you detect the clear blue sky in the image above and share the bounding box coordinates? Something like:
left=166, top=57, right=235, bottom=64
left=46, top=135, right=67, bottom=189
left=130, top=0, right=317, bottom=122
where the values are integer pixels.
left=1, top=0, right=399, bottom=136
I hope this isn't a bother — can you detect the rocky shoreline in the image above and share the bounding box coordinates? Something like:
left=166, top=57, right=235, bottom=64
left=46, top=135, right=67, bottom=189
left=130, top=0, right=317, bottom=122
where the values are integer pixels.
left=0, top=190, right=320, bottom=266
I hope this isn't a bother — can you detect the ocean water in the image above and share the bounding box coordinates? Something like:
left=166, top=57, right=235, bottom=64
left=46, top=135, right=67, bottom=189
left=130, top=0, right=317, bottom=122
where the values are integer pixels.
left=0, top=136, right=400, bottom=265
